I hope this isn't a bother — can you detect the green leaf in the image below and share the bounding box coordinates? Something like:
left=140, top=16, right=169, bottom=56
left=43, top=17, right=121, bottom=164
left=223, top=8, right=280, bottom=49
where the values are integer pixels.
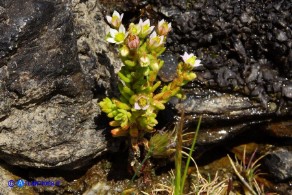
left=118, top=72, right=132, bottom=83
left=124, top=60, right=137, bottom=67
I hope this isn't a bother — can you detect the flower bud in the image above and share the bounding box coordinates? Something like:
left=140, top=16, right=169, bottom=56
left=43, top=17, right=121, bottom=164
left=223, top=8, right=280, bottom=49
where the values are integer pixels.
left=120, top=45, right=130, bottom=57
left=111, top=128, right=127, bottom=137
left=150, top=61, right=159, bottom=71
left=185, top=72, right=197, bottom=81
left=126, top=34, right=140, bottom=50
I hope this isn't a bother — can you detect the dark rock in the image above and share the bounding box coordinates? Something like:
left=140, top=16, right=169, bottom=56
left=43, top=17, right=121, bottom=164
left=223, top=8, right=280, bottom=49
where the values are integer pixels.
left=276, top=30, right=288, bottom=42
left=142, top=0, right=292, bottom=145
left=158, top=51, right=178, bottom=82
left=175, top=89, right=264, bottom=118
left=240, top=12, right=254, bottom=24
left=233, top=36, right=247, bottom=61
left=264, top=148, right=292, bottom=181
left=282, top=82, right=292, bottom=99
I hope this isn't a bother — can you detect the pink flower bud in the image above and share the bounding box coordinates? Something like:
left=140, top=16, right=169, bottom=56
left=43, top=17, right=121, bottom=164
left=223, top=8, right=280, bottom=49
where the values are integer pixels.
left=126, top=34, right=140, bottom=50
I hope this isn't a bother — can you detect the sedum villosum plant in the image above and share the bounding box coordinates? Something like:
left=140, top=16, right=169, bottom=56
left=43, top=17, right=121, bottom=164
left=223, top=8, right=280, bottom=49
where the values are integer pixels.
left=99, top=11, right=201, bottom=157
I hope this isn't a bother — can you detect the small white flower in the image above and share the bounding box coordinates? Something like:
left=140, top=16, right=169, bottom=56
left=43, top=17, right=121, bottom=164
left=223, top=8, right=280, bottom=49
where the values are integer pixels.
left=106, top=10, right=124, bottom=29
left=157, top=19, right=172, bottom=36
left=139, top=55, right=151, bottom=67
left=134, top=102, right=149, bottom=110
left=181, top=52, right=202, bottom=68
left=106, top=25, right=128, bottom=44
left=134, top=95, right=150, bottom=110
left=138, top=19, right=155, bottom=38
left=148, top=31, right=164, bottom=48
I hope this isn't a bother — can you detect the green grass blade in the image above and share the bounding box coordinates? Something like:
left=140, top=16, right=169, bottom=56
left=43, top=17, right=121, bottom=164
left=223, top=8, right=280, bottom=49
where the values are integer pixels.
left=174, top=111, right=184, bottom=195
left=180, top=115, right=202, bottom=194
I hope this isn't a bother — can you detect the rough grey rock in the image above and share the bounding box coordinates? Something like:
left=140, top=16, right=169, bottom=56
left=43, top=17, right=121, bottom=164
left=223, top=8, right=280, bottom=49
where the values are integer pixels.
left=264, top=148, right=292, bottom=181
left=0, top=0, right=110, bottom=169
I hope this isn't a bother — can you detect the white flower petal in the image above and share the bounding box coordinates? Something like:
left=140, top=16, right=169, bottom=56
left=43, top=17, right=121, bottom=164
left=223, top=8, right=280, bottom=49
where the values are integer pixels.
left=142, top=104, right=149, bottom=110
left=194, top=60, right=202, bottom=67
left=138, top=19, right=143, bottom=26
left=109, top=28, right=118, bottom=37
left=113, top=10, right=120, bottom=17
left=181, top=52, right=189, bottom=62
left=106, top=16, right=112, bottom=24
left=150, top=31, right=157, bottom=39
left=158, top=19, right=165, bottom=27
left=116, top=40, right=124, bottom=44
left=106, top=37, right=116, bottom=43
left=134, top=102, right=141, bottom=110
left=144, top=19, right=150, bottom=26
left=149, top=26, right=155, bottom=32
left=119, top=25, right=126, bottom=33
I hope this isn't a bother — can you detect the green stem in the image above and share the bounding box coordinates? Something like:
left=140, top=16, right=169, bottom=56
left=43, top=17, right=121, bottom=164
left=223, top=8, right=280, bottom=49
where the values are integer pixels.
left=174, top=111, right=184, bottom=195
left=180, top=115, right=202, bottom=194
